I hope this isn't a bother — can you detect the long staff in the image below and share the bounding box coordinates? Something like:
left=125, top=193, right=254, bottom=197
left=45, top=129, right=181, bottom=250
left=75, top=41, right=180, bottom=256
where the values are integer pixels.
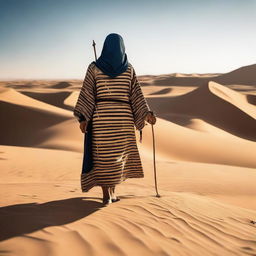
left=151, top=123, right=160, bottom=197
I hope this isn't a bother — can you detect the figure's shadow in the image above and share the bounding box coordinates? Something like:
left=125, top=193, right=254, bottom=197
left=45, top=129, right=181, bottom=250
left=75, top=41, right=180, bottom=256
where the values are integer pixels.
left=0, top=197, right=103, bottom=241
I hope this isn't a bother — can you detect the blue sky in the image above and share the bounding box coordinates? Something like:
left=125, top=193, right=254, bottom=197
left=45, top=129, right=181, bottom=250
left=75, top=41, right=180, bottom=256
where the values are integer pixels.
left=0, top=0, right=256, bottom=79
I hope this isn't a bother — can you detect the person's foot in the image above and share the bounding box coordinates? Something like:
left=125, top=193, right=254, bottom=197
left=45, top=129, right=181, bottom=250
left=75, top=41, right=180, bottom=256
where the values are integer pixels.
left=111, top=197, right=120, bottom=203
left=101, top=186, right=112, bottom=206
left=102, top=196, right=112, bottom=205
left=110, top=186, right=120, bottom=202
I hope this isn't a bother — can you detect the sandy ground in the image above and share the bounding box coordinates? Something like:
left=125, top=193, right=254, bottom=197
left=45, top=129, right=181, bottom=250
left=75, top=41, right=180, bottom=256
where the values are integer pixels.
left=0, top=64, right=256, bottom=256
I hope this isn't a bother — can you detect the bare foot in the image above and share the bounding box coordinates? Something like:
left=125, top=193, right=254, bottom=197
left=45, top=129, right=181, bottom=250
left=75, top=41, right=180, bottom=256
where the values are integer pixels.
left=101, top=186, right=112, bottom=205
left=110, top=186, right=120, bottom=202
left=109, top=186, right=116, bottom=199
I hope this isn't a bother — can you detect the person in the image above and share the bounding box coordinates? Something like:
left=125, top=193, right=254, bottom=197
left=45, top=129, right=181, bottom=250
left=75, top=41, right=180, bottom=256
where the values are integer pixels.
left=73, top=33, right=156, bottom=205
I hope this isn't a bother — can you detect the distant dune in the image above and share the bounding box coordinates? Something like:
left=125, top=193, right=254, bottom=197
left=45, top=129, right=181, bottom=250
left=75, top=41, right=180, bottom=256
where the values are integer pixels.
left=215, top=64, right=256, bottom=85
left=149, top=88, right=172, bottom=95
left=147, top=81, right=256, bottom=141
left=21, top=91, right=73, bottom=111
left=143, top=63, right=256, bottom=87
left=0, top=88, right=71, bottom=148
left=50, top=81, right=72, bottom=89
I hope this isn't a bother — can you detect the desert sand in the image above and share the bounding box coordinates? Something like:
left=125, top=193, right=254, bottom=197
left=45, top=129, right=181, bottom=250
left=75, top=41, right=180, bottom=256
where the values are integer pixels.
left=0, top=64, right=256, bottom=256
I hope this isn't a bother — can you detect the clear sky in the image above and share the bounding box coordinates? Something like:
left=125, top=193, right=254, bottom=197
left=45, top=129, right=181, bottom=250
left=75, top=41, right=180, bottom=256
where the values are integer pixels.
left=0, top=0, right=256, bottom=79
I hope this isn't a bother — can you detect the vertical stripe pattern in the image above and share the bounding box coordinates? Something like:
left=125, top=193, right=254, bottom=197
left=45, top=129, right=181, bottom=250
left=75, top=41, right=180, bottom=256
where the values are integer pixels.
left=73, top=62, right=150, bottom=192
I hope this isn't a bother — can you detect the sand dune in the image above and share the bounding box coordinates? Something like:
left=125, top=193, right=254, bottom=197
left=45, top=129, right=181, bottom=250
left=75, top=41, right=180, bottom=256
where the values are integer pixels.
left=36, top=119, right=84, bottom=152
left=64, top=91, right=80, bottom=108
left=149, top=88, right=172, bottom=95
left=215, top=63, right=256, bottom=85
left=143, top=85, right=197, bottom=97
left=0, top=80, right=82, bottom=90
left=140, top=117, right=256, bottom=168
left=20, top=90, right=73, bottom=111
left=147, top=81, right=256, bottom=141
left=0, top=87, right=71, bottom=116
left=0, top=64, right=256, bottom=255
left=50, top=81, right=72, bottom=89
left=142, top=63, right=256, bottom=87
left=152, top=74, right=211, bottom=87
left=247, top=94, right=256, bottom=105
left=0, top=88, right=72, bottom=148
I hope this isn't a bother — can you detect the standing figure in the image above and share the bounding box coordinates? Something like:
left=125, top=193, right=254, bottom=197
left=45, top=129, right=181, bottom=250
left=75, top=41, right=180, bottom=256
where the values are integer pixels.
left=73, top=33, right=156, bottom=205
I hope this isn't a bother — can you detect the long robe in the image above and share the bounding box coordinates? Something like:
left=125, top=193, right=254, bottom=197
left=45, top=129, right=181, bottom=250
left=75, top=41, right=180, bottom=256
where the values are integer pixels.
left=73, top=62, right=150, bottom=192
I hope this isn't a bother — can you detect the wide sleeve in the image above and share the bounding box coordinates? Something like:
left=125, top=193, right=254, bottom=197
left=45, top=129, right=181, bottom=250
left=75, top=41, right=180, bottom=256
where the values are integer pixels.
left=129, top=66, right=151, bottom=131
left=73, top=63, right=96, bottom=122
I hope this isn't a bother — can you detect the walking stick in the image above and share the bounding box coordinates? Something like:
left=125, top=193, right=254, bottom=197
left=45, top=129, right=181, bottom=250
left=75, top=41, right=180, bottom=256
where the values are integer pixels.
left=151, top=123, right=160, bottom=197
left=82, top=40, right=97, bottom=172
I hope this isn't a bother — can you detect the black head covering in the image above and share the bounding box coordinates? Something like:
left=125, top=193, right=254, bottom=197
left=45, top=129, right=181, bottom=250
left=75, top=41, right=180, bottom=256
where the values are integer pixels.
left=94, top=33, right=129, bottom=78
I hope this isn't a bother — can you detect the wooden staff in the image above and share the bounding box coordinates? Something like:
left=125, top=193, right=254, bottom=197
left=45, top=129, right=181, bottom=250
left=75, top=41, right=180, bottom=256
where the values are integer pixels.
left=151, top=123, right=160, bottom=197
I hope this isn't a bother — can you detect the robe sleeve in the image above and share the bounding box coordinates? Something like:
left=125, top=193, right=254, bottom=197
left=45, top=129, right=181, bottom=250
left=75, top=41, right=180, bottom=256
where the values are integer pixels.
left=130, top=65, right=151, bottom=131
left=73, top=63, right=96, bottom=122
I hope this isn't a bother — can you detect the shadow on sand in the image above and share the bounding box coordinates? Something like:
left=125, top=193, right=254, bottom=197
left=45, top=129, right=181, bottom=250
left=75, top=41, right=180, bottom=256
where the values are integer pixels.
left=0, top=197, right=103, bottom=241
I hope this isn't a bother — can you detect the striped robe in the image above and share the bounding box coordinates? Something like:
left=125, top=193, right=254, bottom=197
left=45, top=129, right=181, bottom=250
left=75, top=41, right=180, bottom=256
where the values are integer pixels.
left=73, top=62, right=150, bottom=192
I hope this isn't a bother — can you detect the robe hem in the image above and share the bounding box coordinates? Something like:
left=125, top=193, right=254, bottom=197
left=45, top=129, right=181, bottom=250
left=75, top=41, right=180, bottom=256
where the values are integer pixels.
left=80, top=174, right=144, bottom=192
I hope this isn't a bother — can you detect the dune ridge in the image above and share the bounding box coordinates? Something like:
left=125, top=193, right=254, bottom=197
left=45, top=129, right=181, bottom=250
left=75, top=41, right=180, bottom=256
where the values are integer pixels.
left=0, top=88, right=72, bottom=148
left=20, top=91, right=73, bottom=111
left=142, top=63, right=256, bottom=87
left=147, top=81, right=256, bottom=141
